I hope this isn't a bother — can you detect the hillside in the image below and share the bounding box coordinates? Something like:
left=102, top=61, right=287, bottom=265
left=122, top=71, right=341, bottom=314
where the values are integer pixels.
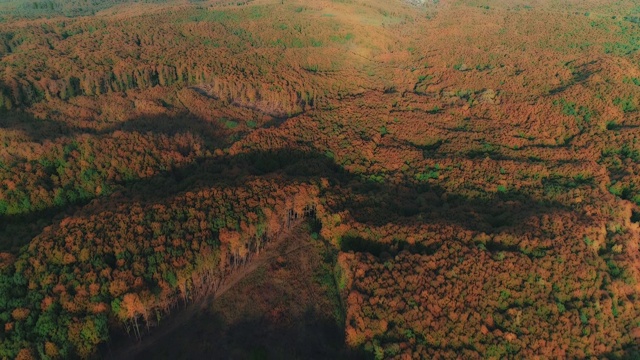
left=0, top=0, right=640, bottom=358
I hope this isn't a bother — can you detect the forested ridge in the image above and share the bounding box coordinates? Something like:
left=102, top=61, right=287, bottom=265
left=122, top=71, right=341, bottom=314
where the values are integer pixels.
left=1, top=0, right=640, bottom=358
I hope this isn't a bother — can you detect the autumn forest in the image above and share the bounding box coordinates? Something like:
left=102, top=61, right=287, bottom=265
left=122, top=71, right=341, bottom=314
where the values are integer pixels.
left=0, top=0, right=640, bottom=358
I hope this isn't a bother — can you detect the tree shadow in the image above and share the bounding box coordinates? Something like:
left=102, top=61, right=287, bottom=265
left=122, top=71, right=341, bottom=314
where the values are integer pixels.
left=547, top=60, right=600, bottom=96
left=48, top=143, right=582, bottom=272
left=132, top=307, right=362, bottom=360
left=0, top=110, right=235, bottom=252
left=0, top=110, right=75, bottom=141
left=0, top=109, right=229, bottom=145
left=599, top=346, right=640, bottom=360
left=0, top=105, right=622, bottom=358
left=0, top=203, right=87, bottom=252
left=0, top=100, right=585, bottom=256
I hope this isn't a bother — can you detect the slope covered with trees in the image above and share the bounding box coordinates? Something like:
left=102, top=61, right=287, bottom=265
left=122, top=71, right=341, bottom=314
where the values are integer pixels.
left=0, top=0, right=639, bottom=358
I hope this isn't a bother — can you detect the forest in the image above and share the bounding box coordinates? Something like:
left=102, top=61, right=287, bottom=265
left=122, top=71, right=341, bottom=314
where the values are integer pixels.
left=0, top=0, right=640, bottom=358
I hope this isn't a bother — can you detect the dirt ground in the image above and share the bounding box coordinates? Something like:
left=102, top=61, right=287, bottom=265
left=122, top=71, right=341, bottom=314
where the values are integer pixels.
left=132, top=224, right=360, bottom=360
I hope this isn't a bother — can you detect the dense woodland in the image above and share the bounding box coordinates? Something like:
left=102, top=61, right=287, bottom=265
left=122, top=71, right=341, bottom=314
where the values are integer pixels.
left=0, top=0, right=640, bottom=358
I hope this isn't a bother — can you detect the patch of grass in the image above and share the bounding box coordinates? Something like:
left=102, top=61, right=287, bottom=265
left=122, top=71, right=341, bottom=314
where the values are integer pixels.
left=416, top=170, right=439, bottom=181
left=613, top=96, right=637, bottom=113
left=606, top=259, right=623, bottom=278
left=553, top=99, right=595, bottom=129
left=554, top=98, right=577, bottom=116
left=427, top=105, right=441, bottom=114
left=330, top=32, right=354, bottom=44
left=623, top=77, right=640, bottom=86
left=224, top=119, right=239, bottom=129
left=310, top=38, right=323, bottom=47
left=303, top=63, right=319, bottom=72
left=248, top=6, right=264, bottom=19
left=604, top=22, right=640, bottom=56
left=455, top=89, right=472, bottom=99
left=604, top=40, right=640, bottom=56
left=290, top=37, right=305, bottom=48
